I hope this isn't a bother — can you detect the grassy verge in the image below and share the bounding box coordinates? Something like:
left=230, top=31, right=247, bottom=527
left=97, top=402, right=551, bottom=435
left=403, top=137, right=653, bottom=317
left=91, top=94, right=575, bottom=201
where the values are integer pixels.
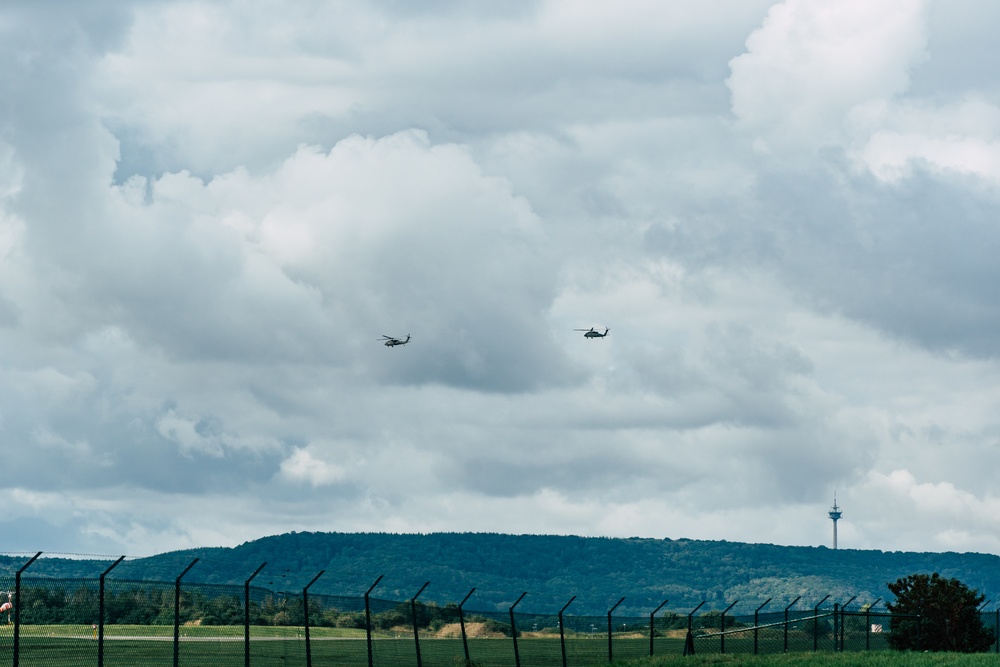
left=617, top=653, right=1000, bottom=667
left=5, top=623, right=368, bottom=638
left=6, top=625, right=1000, bottom=667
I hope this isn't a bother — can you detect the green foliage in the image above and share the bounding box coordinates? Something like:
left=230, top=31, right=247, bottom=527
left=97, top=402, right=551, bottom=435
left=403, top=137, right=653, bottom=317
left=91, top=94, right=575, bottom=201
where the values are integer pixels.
left=7, top=533, right=1000, bottom=616
left=21, top=585, right=98, bottom=624
left=331, top=610, right=366, bottom=628
left=9, top=581, right=514, bottom=634
left=886, top=573, right=995, bottom=652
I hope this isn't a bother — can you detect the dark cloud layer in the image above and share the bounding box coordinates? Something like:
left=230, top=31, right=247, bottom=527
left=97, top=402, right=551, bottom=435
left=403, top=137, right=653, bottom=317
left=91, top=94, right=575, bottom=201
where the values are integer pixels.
left=3, top=0, right=1000, bottom=557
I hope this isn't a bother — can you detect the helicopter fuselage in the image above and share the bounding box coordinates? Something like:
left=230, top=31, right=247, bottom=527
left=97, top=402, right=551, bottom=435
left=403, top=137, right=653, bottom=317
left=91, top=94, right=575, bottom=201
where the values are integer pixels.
left=582, top=328, right=609, bottom=338
left=382, top=334, right=410, bottom=347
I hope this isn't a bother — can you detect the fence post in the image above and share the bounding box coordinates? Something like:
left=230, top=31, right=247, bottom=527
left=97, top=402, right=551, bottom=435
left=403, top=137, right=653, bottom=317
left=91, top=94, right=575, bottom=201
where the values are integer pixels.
left=832, top=603, right=840, bottom=652
left=364, top=575, right=384, bottom=667
left=754, top=598, right=771, bottom=655
left=410, top=582, right=430, bottom=667
left=649, top=598, right=668, bottom=657
left=558, top=596, right=576, bottom=667
left=812, top=595, right=829, bottom=652
left=975, top=602, right=991, bottom=657
left=784, top=596, right=800, bottom=653
left=458, top=588, right=476, bottom=665
left=509, top=592, right=527, bottom=667
left=840, top=596, right=857, bottom=651
left=683, top=601, right=705, bottom=656
left=303, top=570, right=324, bottom=667
left=607, top=597, right=625, bottom=663
left=720, top=600, right=738, bottom=654
left=98, top=556, right=126, bottom=667
left=865, top=598, right=881, bottom=651
left=12, top=551, right=41, bottom=667
left=173, top=558, right=199, bottom=667
left=244, top=562, right=267, bottom=667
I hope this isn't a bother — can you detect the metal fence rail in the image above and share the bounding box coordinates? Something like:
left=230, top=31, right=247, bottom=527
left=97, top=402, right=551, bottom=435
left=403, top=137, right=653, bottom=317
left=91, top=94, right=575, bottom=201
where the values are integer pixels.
left=3, top=553, right=1000, bottom=666
left=686, top=608, right=905, bottom=655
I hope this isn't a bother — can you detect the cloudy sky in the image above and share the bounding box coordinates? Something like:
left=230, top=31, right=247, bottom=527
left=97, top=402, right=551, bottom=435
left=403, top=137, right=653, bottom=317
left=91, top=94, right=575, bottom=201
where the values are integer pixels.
left=3, top=0, right=1000, bottom=559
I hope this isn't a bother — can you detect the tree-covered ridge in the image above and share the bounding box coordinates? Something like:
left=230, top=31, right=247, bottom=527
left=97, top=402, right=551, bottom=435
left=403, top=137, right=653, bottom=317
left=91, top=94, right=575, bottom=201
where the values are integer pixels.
left=4, top=533, right=1000, bottom=616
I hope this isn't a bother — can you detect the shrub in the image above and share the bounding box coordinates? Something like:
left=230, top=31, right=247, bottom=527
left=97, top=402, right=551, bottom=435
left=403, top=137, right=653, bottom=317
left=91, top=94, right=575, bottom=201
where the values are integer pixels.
left=886, top=572, right=995, bottom=652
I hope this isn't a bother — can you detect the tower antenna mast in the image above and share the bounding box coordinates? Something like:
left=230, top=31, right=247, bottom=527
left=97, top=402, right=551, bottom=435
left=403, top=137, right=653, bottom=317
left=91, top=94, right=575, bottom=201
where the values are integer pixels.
left=828, top=494, right=843, bottom=549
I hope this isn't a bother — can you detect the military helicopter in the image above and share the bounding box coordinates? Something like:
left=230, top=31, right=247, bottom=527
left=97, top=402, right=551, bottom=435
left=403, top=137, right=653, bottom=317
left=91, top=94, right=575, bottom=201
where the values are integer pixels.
left=380, top=334, right=411, bottom=347
left=575, top=327, right=609, bottom=339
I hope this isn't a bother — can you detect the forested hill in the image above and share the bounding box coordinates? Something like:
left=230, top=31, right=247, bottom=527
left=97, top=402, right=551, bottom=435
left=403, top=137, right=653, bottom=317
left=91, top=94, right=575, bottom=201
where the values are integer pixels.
left=5, top=533, right=1000, bottom=616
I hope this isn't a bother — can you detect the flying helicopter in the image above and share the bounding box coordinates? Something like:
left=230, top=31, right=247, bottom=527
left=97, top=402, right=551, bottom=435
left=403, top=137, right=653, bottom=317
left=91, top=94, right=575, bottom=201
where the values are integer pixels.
left=575, top=327, right=610, bottom=339
left=380, top=334, right=411, bottom=347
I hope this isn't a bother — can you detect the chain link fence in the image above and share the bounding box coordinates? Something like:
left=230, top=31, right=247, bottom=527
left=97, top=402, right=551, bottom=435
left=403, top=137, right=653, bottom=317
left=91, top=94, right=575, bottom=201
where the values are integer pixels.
left=3, top=553, right=1000, bottom=666
left=686, top=606, right=899, bottom=655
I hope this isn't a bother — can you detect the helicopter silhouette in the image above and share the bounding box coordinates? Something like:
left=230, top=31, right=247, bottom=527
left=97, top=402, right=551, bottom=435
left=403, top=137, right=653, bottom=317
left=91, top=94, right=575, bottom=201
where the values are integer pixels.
left=380, top=334, right=411, bottom=347
left=575, top=327, right=609, bottom=339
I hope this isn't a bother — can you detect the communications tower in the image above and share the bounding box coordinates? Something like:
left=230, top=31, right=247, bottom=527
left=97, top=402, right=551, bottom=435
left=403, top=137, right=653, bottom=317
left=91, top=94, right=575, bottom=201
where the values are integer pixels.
left=828, top=496, right=843, bottom=549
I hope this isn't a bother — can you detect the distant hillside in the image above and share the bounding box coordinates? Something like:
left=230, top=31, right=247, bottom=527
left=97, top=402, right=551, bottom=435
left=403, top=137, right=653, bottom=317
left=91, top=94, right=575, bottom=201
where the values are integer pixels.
left=5, top=533, right=1000, bottom=616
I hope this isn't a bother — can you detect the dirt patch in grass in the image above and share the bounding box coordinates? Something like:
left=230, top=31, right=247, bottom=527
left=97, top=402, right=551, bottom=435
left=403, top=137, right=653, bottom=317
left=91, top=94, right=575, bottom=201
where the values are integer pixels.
left=435, top=622, right=507, bottom=639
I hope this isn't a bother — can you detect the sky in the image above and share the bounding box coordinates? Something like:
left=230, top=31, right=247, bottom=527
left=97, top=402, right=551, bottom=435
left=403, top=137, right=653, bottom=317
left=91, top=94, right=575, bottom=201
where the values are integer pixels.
left=2, top=0, right=1000, bottom=559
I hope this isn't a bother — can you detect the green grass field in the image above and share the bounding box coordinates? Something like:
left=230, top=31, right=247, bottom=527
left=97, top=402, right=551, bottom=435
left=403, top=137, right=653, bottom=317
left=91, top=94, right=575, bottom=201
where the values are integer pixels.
left=3, top=625, right=998, bottom=667
left=623, top=654, right=1000, bottom=667
left=0, top=628, right=656, bottom=667
left=4, top=623, right=368, bottom=638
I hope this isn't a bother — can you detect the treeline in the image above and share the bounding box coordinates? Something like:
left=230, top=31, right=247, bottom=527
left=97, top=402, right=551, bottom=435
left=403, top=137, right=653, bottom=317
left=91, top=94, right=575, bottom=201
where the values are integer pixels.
left=15, top=583, right=522, bottom=633
left=14, top=582, right=707, bottom=634
left=111, top=533, right=1000, bottom=611
left=7, top=532, right=1000, bottom=615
